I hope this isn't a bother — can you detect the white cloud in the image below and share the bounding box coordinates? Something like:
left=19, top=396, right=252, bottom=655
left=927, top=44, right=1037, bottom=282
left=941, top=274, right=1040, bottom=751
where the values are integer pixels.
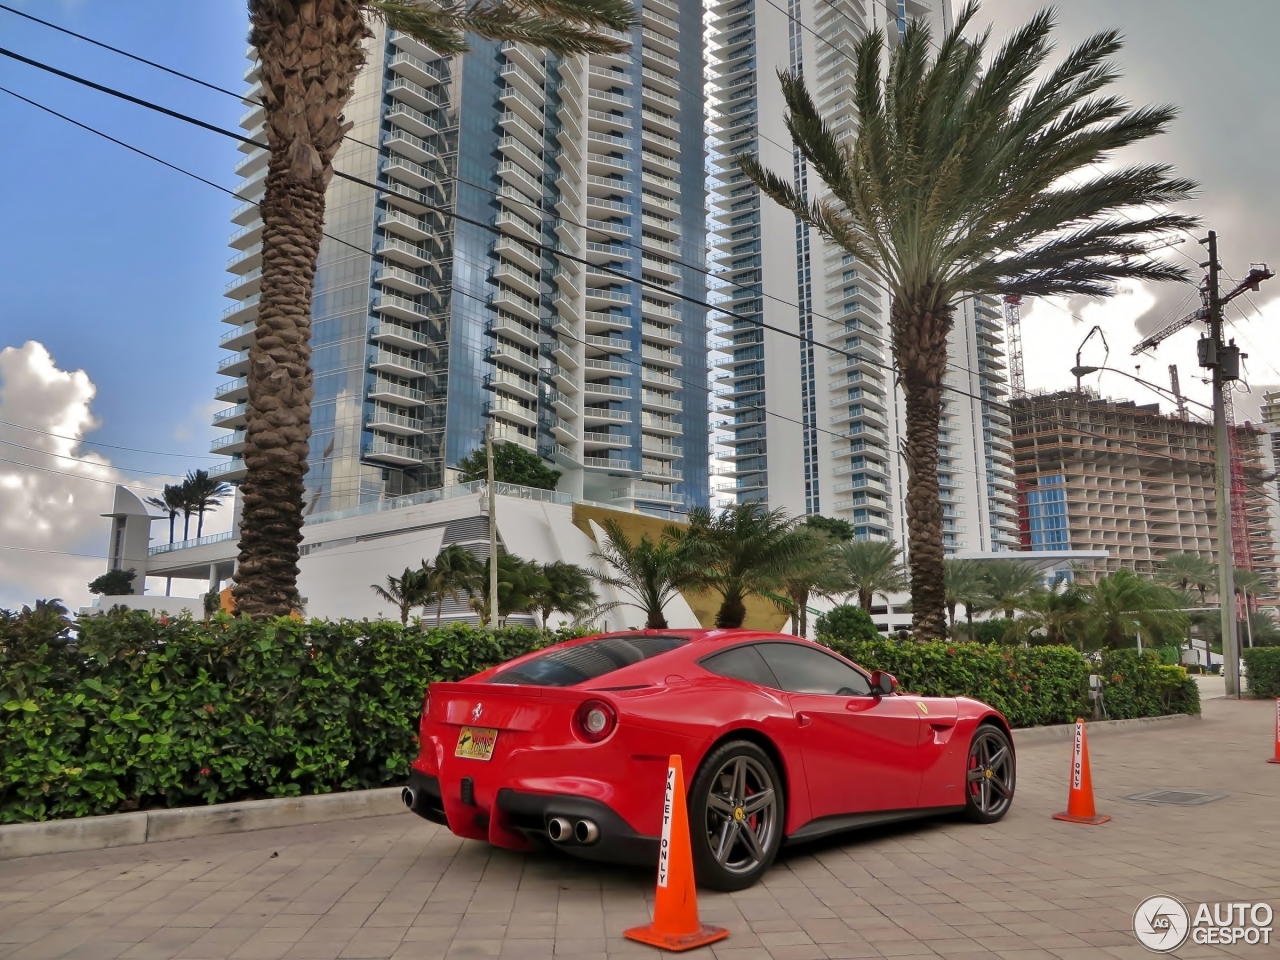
left=0, top=342, right=157, bottom=611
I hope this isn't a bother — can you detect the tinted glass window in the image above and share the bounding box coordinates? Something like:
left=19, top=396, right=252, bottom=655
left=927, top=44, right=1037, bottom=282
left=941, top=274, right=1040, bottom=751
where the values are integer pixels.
left=755, top=643, right=872, bottom=696
left=489, top=635, right=688, bottom=687
left=700, top=645, right=778, bottom=688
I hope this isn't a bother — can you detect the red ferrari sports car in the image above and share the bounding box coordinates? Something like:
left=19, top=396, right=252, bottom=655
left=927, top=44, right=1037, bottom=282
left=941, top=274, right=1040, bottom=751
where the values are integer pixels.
left=404, top=629, right=1015, bottom=890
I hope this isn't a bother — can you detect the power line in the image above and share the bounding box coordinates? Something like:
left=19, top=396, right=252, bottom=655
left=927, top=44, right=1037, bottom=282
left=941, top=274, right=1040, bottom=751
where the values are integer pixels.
left=0, top=454, right=163, bottom=493
left=0, top=54, right=1016, bottom=418
left=0, top=438, right=187, bottom=477
left=0, top=417, right=219, bottom=460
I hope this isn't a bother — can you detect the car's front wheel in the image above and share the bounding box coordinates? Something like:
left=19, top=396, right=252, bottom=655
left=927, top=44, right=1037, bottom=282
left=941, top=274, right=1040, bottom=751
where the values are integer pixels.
left=963, top=723, right=1015, bottom=823
left=688, top=740, right=784, bottom=891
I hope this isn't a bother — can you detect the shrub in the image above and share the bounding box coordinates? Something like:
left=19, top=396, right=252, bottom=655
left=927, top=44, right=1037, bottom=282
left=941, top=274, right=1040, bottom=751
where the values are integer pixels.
left=813, top=605, right=880, bottom=642
left=1243, top=647, right=1280, bottom=698
left=814, top=637, right=1201, bottom=729
left=968, top=617, right=1015, bottom=644
left=1, top=609, right=574, bottom=824
left=87, top=569, right=136, bottom=596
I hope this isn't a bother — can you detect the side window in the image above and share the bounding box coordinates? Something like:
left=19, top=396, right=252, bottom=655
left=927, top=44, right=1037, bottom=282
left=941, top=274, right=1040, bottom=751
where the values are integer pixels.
left=755, top=643, right=872, bottom=696
left=699, top=644, right=779, bottom=688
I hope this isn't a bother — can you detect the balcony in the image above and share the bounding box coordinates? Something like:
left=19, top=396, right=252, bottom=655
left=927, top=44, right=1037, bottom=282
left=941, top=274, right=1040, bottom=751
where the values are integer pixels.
left=365, top=440, right=422, bottom=466
left=382, top=155, right=437, bottom=190
left=585, top=456, right=636, bottom=472
left=212, top=403, right=247, bottom=429
left=215, top=377, right=248, bottom=403
left=368, top=379, right=428, bottom=406
left=217, top=349, right=250, bottom=378
left=388, top=51, right=448, bottom=87
left=370, top=349, right=442, bottom=379
left=376, top=236, right=432, bottom=268
left=484, top=369, right=539, bottom=402
left=209, top=430, right=246, bottom=455
left=583, top=406, right=633, bottom=424
left=371, top=321, right=437, bottom=351
left=583, top=431, right=633, bottom=448
left=372, top=293, right=435, bottom=324
left=486, top=396, right=538, bottom=427
left=388, top=76, right=445, bottom=112
left=209, top=458, right=247, bottom=482
left=375, top=264, right=433, bottom=297
left=386, top=101, right=437, bottom=138
left=366, top=410, right=426, bottom=436
left=219, top=323, right=255, bottom=351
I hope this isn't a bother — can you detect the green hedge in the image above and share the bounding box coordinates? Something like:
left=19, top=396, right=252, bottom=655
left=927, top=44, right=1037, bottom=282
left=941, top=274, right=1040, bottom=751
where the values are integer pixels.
left=1, top=611, right=567, bottom=824
left=1243, top=647, right=1280, bottom=698
left=816, top=637, right=1199, bottom=729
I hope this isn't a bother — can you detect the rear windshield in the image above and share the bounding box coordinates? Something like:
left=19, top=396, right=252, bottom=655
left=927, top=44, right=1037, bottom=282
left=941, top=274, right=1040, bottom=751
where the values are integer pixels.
left=488, top=634, right=688, bottom=687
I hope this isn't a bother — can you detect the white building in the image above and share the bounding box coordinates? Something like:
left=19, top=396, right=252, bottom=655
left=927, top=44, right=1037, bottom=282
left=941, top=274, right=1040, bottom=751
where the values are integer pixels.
left=706, top=0, right=1019, bottom=582
left=214, top=4, right=710, bottom=518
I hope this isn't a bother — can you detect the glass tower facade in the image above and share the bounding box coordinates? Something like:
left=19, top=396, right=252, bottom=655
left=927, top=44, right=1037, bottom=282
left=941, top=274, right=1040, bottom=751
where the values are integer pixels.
left=213, top=9, right=708, bottom=517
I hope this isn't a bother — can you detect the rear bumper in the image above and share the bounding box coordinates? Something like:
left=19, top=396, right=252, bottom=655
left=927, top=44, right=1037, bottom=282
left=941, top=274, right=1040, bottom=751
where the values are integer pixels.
left=406, top=768, right=656, bottom=866
left=496, top=789, right=659, bottom=866
left=404, top=769, right=447, bottom=825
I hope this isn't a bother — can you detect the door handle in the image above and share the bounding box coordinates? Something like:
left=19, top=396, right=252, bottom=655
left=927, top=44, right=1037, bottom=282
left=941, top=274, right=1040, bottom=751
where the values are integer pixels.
left=796, top=712, right=812, bottom=727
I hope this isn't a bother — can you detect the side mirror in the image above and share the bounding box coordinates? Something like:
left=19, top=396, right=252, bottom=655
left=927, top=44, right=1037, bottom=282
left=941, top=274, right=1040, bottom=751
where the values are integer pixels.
left=871, top=670, right=898, bottom=696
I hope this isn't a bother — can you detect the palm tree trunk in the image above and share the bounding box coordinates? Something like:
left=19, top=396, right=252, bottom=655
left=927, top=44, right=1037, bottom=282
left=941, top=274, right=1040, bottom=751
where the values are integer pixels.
left=716, top=592, right=747, bottom=629
left=168, top=511, right=176, bottom=545
left=182, top=511, right=191, bottom=541
left=894, top=301, right=952, bottom=641
left=859, top=590, right=872, bottom=610
left=233, top=0, right=369, bottom=619
left=435, top=594, right=444, bottom=628
left=197, top=506, right=205, bottom=538
left=965, top=605, right=974, bottom=638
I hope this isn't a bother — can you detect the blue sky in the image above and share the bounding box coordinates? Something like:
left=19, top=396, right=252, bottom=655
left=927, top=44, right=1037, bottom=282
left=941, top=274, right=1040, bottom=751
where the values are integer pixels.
left=0, top=0, right=250, bottom=466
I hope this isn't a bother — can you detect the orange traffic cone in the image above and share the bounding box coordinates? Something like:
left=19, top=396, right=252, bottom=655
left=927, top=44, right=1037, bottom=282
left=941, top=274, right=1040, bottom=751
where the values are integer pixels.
left=1268, top=700, right=1280, bottom=764
left=1051, top=718, right=1111, bottom=825
left=624, top=755, right=729, bottom=952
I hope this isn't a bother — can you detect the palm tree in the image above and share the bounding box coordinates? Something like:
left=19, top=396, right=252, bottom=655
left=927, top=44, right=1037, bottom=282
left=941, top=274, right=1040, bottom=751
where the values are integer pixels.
left=740, top=4, right=1197, bottom=639
left=531, top=561, right=597, bottom=629
left=1014, top=583, right=1088, bottom=649
left=234, top=1, right=638, bottom=618
left=147, top=482, right=187, bottom=597
left=979, top=559, right=1044, bottom=620
left=370, top=567, right=430, bottom=626
left=182, top=469, right=233, bottom=539
left=943, top=558, right=986, bottom=636
left=678, top=504, right=815, bottom=629
left=836, top=540, right=907, bottom=612
left=589, top=518, right=701, bottom=630
left=776, top=530, right=847, bottom=637
left=1156, top=552, right=1216, bottom=604
left=470, top=553, right=544, bottom=626
left=421, top=544, right=482, bottom=626
left=1078, top=568, right=1188, bottom=650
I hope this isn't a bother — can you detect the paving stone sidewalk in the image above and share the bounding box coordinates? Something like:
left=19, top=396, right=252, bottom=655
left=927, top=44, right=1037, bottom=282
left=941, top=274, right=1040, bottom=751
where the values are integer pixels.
left=1, top=697, right=1277, bottom=960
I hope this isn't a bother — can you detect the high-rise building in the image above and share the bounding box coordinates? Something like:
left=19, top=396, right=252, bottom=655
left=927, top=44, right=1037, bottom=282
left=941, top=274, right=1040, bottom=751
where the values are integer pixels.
left=706, top=0, right=1017, bottom=551
left=1012, top=390, right=1278, bottom=581
left=213, top=5, right=709, bottom=517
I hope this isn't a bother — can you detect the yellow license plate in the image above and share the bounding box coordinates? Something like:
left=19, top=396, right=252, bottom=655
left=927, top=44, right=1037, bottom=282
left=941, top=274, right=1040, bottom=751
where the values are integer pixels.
left=455, top=726, right=498, bottom=761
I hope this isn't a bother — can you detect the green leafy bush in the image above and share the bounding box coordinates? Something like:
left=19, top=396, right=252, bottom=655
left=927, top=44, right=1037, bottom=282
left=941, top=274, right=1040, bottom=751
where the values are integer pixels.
left=815, top=636, right=1199, bottom=729
left=813, top=605, right=880, bottom=642
left=1243, top=647, right=1280, bottom=698
left=1, top=610, right=571, bottom=824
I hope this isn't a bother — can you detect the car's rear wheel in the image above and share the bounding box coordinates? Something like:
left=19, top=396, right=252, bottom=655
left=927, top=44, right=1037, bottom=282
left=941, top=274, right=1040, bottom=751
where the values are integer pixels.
left=963, top=723, right=1015, bottom=823
left=688, top=740, right=784, bottom=891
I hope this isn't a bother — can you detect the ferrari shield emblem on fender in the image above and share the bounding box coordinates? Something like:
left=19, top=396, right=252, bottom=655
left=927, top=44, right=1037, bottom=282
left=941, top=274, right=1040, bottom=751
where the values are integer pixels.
left=916, top=702, right=929, bottom=715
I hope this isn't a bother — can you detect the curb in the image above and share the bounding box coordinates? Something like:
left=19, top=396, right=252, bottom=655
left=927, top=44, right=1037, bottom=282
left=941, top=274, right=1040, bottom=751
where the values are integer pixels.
left=0, top=787, right=405, bottom=861
left=1012, top=712, right=1198, bottom=747
left=1, top=713, right=1199, bottom=862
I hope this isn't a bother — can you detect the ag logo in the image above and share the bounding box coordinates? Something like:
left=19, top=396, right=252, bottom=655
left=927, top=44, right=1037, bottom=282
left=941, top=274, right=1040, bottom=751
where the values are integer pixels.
left=471, top=703, right=483, bottom=722
left=1133, top=895, right=1190, bottom=952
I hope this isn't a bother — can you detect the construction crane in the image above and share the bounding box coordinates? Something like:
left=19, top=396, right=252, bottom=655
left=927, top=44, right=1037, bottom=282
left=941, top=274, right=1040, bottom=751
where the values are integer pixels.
left=1168, top=364, right=1187, bottom=419
left=1003, top=294, right=1026, bottom=397
left=1132, top=303, right=1210, bottom=356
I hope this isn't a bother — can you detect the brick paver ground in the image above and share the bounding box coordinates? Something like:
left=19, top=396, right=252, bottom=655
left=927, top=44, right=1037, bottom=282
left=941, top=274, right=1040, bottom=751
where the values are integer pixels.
left=2, top=697, right=1277, bottom=960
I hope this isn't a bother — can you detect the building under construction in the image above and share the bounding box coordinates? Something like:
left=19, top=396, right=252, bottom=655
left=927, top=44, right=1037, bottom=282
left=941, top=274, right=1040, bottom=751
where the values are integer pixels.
left=1011, top=390, right=1278, bottom=582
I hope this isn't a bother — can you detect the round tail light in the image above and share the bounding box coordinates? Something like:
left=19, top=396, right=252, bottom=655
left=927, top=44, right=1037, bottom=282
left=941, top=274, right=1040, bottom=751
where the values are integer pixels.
left=574, top=699, right=617, bottom=743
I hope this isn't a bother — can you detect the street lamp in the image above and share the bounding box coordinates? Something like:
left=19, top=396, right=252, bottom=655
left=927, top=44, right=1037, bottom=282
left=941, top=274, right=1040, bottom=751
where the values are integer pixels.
left=1067, top=363, right=1212, bottom=415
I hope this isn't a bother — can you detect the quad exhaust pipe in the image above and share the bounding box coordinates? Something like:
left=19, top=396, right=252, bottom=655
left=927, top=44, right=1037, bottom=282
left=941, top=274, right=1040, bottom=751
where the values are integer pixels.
left=547, top=817, right=598, bottom=845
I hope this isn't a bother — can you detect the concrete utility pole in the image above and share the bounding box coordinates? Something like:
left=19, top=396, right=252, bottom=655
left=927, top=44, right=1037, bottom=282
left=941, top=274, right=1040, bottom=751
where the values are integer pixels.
left=486, top=421, right=499, bottom=627
left=1199, top=230, right=1274, bottom=697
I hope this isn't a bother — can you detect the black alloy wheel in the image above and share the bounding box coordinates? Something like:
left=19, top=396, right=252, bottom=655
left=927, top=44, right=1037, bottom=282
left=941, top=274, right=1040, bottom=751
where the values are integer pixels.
left=963, top=723, right=1015, bottom=823
left=688, top=740, right=784, bottom=891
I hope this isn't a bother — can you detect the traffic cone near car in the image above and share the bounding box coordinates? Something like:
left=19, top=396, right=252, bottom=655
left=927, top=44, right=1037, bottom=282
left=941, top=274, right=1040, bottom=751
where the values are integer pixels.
left=624, top=755, right=729, bottom=952
left=1268, top=700, right=1280, bottom=764
left=1051, top=718, right=1111, bottom=825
